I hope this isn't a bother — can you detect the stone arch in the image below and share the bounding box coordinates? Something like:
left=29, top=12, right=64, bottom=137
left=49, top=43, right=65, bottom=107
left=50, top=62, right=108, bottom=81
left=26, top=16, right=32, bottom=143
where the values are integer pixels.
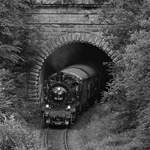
left=28, top=33, right=121, bottom=101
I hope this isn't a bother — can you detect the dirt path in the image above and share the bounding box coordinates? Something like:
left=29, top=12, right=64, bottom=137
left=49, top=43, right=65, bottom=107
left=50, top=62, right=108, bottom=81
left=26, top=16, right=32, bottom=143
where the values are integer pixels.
left=28, top=103, right=101, bottom=150
left=38, top=106, right=94, bottom=150
left=40, top=128, right=68, bottom=150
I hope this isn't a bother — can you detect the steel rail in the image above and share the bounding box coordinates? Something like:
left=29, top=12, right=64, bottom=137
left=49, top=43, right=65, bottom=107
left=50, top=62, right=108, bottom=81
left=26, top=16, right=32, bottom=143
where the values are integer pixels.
left=64, top=128, right=70, bottom=150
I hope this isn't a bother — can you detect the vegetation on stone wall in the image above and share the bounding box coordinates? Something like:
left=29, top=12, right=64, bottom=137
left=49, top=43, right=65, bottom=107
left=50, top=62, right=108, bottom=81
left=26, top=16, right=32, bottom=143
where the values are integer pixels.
left=80, top=0, right=150, bottom=150
left=103, top=0, right=150, bottom=145
left=0, top=0, right=41, bottom=149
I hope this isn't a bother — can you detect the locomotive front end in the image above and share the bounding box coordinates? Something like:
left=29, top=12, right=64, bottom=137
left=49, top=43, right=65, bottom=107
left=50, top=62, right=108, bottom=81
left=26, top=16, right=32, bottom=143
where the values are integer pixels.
left=42, top=74, right=78, bottom=126
left=43, top=104, right=76, bottom=126
left=42, top=64, right=100, bottom=127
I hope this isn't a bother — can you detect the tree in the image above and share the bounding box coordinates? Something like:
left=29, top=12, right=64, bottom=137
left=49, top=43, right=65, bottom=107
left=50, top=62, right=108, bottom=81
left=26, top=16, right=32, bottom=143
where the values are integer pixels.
left=0, top=1, right=41, bottom=149
left=0, top=0, right=31, bottom=112
left=100, top=0, right=150, bottom=149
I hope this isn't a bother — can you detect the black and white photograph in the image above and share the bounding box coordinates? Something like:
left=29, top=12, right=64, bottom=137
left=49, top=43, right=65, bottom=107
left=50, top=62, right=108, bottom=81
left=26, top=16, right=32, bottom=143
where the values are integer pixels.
left=0, top=0, right=149, bottom=150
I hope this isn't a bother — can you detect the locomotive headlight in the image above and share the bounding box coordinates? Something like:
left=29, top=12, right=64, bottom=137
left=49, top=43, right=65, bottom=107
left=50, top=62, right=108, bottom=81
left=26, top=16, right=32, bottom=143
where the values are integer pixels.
left=66, top=105, right=71, bottom=110
left=57, top=87, right=61, bottom=91
left=45, top=104, right=50, bottom=108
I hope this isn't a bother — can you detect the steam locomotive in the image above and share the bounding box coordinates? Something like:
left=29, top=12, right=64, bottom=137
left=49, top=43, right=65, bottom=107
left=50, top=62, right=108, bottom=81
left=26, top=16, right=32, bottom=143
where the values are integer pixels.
left=42, top=64, right=101, bottom=127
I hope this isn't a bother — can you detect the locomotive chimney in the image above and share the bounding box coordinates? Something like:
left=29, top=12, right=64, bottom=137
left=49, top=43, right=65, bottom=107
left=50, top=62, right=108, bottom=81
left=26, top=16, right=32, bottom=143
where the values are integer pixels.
left=57, top=72, right=63, bottom=82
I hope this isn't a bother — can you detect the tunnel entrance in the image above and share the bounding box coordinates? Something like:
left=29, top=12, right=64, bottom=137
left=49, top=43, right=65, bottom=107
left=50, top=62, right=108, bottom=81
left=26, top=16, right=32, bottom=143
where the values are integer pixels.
left=28, top=33, right=121, bottom=101
left=42, top=42, right=113, bottom=93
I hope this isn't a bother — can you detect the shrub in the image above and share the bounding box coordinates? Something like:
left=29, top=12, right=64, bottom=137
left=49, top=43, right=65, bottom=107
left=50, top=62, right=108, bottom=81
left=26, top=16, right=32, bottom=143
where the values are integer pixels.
left=0, top=116, right=41, bottom=150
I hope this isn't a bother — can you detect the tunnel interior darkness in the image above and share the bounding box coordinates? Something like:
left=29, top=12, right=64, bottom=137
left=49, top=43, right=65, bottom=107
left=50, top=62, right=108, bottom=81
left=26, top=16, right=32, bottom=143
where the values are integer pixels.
left=42, top=42, right=113, bottom=91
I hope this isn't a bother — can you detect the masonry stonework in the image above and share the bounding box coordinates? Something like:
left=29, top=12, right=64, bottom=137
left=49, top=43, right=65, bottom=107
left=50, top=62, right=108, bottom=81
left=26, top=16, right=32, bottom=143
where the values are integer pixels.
left=27, top=4, right=121, bottom=101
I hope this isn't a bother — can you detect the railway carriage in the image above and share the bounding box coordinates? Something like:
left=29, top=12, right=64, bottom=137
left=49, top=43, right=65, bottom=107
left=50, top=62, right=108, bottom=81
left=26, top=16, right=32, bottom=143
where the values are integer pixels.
left=42, top=64, right=101, bottom=127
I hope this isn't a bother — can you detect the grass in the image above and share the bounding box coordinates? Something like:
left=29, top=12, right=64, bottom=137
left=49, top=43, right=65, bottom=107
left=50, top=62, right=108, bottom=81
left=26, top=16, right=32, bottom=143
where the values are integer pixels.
left=73, top=103, right=138, bottom=150
left=0, top=117, right=41, bottom=150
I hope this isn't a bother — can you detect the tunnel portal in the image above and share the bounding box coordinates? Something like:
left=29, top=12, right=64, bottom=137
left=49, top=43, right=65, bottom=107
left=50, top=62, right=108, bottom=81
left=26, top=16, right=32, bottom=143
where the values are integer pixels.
left=38, top=41, right=113, bottom=102
left=27, top=2, right=122, bottom=101
left=28, top=33, right=121, bottom=101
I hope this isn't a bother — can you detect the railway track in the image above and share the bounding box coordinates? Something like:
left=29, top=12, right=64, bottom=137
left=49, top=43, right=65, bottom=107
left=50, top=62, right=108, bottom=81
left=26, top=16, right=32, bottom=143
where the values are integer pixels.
left=41, top=127, right=70, bottom=150
left=64, top=129, right=70, bottom=150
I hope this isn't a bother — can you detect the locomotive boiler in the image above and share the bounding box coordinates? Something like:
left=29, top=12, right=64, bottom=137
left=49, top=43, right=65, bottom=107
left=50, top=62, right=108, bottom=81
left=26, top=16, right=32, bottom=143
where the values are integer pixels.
left=42, top=64, right=101, bottom=127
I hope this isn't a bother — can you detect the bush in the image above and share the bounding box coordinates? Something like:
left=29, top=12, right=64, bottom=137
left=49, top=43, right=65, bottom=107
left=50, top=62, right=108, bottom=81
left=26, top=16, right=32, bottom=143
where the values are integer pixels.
left=78, top=104, right=136, bottom=150
left=0, top=117, right=41, bottom=150
left=133, top=104, right=150, bottom=150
